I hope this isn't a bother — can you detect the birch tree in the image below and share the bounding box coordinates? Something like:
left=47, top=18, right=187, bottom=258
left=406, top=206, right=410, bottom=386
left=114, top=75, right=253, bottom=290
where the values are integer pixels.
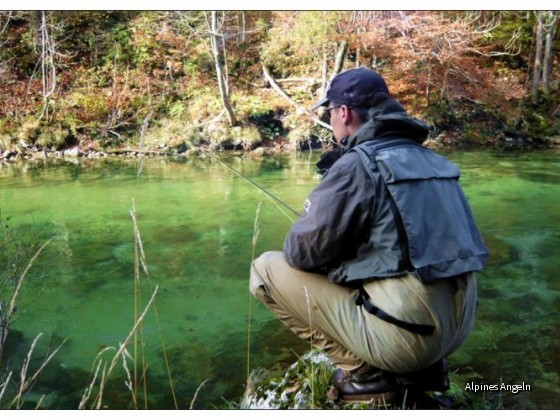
left=175, top=11, right=238, bottom=126
left=25, top=11, right=71, bottom=121
left=532, top=11, right=558, bottom=102
left=39, top=11, right=57, bottom=119
left=206, top=11, right=237, bottom=126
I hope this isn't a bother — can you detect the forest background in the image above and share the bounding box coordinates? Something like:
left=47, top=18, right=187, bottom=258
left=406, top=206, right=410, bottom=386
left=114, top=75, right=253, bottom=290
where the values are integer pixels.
left=0, top=10, right=559, bottom=157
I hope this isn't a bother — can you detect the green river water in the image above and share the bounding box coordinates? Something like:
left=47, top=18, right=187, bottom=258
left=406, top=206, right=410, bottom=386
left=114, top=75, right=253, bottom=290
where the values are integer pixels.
left=0, top=149, right=559, bottom=409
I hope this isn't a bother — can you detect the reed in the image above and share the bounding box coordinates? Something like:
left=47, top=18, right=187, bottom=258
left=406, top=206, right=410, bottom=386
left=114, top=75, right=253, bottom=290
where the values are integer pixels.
left=0, top=234, right=56, bottom=360
left=241, top=202, right=267, bottom=410
left=0, top=333, right=66, bottom=409
left=303, top=286, right=316, bottom=405
left=189, top=379, right=210, bottom=409
left=131, top=198, right=148, bottom=408
left=132, top=136, right=178, bottom=408
left=246, top=202, right=263, bottom=385
left=79, top=198, right=180, bottom=409
left=241, top=203, right=336, bottom=408
left=79, top=285, right=159, bottom=409
left=0, top=224, right=62, bottom=409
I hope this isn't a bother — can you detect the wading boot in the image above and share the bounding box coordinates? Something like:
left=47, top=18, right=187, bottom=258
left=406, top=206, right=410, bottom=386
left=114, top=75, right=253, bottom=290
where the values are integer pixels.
left=330, top=364, right=399, bottom=404
left=396, top=359, right=450, bottom=392
left=395, top=359, right=451, bottom=409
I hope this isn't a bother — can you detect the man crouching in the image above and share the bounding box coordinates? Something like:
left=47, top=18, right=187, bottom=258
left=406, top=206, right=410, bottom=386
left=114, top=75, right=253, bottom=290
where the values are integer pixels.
left=250, top=67, right=488, bottom=405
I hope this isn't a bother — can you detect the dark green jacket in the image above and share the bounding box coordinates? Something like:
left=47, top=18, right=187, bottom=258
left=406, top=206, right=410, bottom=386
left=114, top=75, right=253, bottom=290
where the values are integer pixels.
left=283, top=98, right=488, bottom=285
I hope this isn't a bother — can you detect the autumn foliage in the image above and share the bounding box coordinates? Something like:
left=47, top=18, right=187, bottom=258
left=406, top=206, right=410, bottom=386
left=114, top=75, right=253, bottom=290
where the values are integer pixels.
left=0, top=11, right=558, bottom=152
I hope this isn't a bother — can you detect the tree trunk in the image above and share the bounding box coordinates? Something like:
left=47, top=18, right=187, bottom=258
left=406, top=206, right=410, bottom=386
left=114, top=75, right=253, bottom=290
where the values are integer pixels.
left=542, top=11, right=557, bottom=94
left=209, top=11, right=237, bottom=126
left=330, top=40, right=348, bottom=80
left=425, top=61, right=432, bottom=107
left=241, top=11, right=246, bottom=43
left=531, top=12, right=544, bottom=104
left=320, top=47, right=328, bottom=95
left=38, top=11, right=58, bottom=121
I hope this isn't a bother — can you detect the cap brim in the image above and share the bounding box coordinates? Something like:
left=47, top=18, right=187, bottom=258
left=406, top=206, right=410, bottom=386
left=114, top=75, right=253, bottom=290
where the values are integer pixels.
left=309, top=97, right=330, bottom=112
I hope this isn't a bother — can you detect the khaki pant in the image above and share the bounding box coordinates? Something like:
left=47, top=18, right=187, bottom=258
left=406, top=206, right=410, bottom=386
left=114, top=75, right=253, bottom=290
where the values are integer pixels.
left=250, top=251, right=477, bottom=373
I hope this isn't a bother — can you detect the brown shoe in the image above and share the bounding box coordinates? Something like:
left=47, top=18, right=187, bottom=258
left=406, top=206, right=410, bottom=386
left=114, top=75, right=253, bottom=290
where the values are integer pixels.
left=331, top=364, right=399, bottom=404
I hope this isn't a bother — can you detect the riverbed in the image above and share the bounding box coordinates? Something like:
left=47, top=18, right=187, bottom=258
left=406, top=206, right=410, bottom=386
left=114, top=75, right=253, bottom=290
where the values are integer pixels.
left=0, top=149, right=559, bottom=409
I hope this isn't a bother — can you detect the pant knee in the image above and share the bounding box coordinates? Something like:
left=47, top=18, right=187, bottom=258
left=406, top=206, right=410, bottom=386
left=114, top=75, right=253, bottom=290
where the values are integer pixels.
left=249, top=251, right=282, bottom=298
left=249, top=262, right=264, bottom=298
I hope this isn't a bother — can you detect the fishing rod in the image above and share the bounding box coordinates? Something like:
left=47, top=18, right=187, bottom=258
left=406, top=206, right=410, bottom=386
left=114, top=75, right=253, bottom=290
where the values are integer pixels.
left=210, top=153, right=302, bottom=219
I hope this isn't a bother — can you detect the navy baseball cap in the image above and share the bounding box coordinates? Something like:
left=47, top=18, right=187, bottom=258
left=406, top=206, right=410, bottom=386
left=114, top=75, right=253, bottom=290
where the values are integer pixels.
left=310, top=67, right=390, bottom=112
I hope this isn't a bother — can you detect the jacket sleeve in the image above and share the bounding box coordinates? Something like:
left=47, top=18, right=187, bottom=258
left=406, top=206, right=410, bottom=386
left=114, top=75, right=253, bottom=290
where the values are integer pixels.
left=283, top=152, right=373, bottom=273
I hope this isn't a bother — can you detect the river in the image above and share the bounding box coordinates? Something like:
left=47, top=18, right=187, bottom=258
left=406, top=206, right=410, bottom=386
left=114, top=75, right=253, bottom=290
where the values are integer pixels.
left=0, top=149, right=559, bottom=409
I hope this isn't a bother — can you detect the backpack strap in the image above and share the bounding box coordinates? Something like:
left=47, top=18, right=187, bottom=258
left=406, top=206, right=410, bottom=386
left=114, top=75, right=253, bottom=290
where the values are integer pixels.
left=355, top=285, right=435, bottom=336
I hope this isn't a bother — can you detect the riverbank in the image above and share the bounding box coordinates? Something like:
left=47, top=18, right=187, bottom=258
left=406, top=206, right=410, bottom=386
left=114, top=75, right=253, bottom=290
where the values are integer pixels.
left=2, top=12, right=559, bottom=168
left=1, top=127, right=559, bottom=164
left=0, top=140, right=288, bottom=163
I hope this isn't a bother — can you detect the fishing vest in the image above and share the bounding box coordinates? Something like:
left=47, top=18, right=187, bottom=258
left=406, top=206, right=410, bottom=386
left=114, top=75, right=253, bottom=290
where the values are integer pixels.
left=352, top=138, right=488, bottom=283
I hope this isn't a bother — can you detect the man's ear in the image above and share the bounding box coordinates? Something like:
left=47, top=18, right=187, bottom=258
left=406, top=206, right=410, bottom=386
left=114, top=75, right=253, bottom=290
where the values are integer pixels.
left=341, top=105, right=353, bottom=125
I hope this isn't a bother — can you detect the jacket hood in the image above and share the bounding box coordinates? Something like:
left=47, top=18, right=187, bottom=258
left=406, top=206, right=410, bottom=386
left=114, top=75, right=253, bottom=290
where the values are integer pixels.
left=340, top=98, right=430, bottom=154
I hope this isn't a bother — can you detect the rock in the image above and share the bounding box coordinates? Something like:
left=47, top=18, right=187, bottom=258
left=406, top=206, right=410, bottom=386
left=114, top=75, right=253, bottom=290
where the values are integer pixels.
left=4, top=150, right=18, bottom=160
left=18, top=140, right=31, bottom=149
left=498, top=130, right=549, bottom=150
left=64, top=147, right=83, bottom=157
left=250, top=147, right=266, bottom=157
left=241, top=350, right=335, bottom=409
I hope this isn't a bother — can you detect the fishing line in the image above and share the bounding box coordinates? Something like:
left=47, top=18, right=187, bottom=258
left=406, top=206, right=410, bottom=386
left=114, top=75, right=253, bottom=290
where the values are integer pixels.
left=211, top=154, right=302, bottom=221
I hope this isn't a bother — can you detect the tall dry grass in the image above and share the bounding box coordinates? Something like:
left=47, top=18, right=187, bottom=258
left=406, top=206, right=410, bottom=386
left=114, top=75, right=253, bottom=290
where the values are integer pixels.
left=0, top=228, right=61, bottom=409
left=79, top=198, right=180, bottom=409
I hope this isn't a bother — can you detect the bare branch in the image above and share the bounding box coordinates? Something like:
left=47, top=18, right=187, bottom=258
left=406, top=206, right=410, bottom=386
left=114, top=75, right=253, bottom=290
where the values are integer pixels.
left=0, top=11, right=12, bottom=38
left=262, top=64, right=332, bottom=131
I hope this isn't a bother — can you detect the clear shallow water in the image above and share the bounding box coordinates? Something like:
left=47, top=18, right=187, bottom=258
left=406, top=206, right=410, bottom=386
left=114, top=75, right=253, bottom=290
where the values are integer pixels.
left=0, top=149, right=559, bottom=409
